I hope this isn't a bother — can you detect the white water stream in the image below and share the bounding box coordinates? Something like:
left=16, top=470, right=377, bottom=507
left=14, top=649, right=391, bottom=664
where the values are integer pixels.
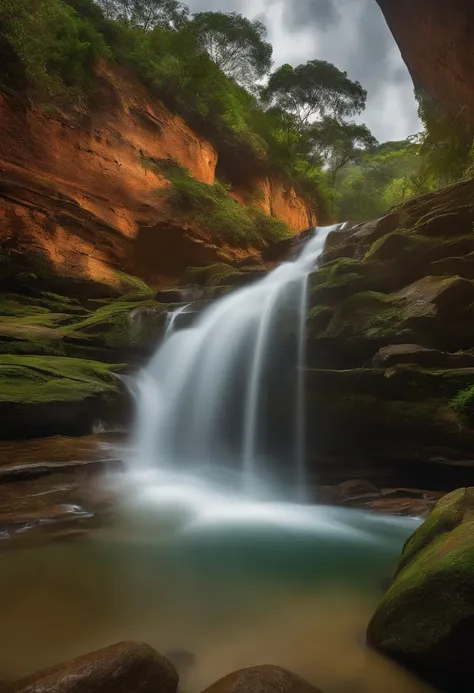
left=130, top=225, right=343, bottom=495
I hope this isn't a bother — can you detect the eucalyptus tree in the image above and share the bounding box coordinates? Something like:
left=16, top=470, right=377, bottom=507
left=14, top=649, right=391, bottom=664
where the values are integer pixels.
left=96, top=0, right=189, bottom=30
left=191, top=11, right=273, bottom=90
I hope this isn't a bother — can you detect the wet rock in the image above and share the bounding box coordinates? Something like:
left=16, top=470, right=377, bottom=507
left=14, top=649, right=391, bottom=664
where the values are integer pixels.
left=368, top=488, right=474, bottom=690
left=154, top=289, right=186, bottom=303
left=321, top=215, right=400, bottom=265
left=263, top=227, right=314, bottom=263
left=228, top=269, right=267, bottom=287
left=336, top=479, right=381, bottom=502
left=202, top=666, right=322, bottom=693
left=371, top=344, right=452, bottom=369
left=9, top=642, right=178, bottom=693
left=0, top=356, right=130, bottom=440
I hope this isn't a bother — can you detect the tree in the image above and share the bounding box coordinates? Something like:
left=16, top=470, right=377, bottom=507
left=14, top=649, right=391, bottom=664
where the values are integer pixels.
left=191, top=12, right=272, bottom=90
left=336, top=140, right=437, bottom=222
left=321, top=120, right=378, bottom=185
left=262, top=60, right=367, bottom=136
left=96, top=0, right=189, bottom=30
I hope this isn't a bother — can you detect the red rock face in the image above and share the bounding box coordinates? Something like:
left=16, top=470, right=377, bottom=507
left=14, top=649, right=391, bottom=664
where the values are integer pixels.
left=377, top=0, right=474, bottom=126
left=0, top=62, right=318, bottom=288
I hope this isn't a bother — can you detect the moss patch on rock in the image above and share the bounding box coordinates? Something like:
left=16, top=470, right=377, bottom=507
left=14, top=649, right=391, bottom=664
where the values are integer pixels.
left=367, top=488, right=474, bottom=690
left=0, top=355, right=129, bottom=439
left=0, top=355, right=124, bottom=404
left=183, top=263, right=242, bottom=288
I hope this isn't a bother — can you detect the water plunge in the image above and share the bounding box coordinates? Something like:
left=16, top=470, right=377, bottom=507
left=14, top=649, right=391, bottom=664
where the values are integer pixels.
left=131, top=225, right=343, bottom=495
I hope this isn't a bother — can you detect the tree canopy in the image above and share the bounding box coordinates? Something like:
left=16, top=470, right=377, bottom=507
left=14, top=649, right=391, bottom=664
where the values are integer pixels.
left=96, top=0, right=189, bottom=30
left=191, top=11, right=273, bottom=90
left=262, top=60, right=367, bottom=133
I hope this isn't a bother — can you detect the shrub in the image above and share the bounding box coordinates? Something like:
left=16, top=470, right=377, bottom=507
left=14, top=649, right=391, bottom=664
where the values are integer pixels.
left=157, top=165, right=291, bottom=246
left=451, top=386, right=474, bottom=417
left=0, top=0, right=109, bottom=101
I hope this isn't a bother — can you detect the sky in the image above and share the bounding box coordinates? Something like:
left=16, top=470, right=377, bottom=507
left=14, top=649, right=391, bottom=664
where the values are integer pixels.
left=186, top=0, right=421, bottom=143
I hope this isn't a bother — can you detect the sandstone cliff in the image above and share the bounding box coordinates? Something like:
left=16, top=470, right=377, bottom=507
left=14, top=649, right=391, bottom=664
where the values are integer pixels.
left=376, top=0, right=474, bottom=127
left=0, top=61, right=317, bottom=290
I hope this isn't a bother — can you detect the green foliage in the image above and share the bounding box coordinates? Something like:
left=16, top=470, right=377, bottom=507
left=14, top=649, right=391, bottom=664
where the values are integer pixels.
left=451, top=385, right=474, bottom=416
left=263, top=61, right=367, bottom=132
left=336, top=140, right=437, bottom=222
left=0, top=0, right=109, bottom=101
left=192, top=11, right=272, bottom=90
left=418, top=95, right=474, bottom=186
left=96, top=0, right=189, bottom=30
left=158, top=165, right=291, bottom=246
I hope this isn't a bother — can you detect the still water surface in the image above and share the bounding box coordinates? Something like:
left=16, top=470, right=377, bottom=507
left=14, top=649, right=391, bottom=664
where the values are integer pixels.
left=0, top=497, right=436, bottom=693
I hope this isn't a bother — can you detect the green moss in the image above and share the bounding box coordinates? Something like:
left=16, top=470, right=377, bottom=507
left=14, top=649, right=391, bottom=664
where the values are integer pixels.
left=246, top=206, right=292, bottom=243
left=113, top=272, right=154, bottom=296
left=0, top=355, right=124, bottom=404
left=183, top=263, right=242, bottom=287
left=307, top=305, right=334, bottom=335
left=63, top=298, right=164, bottom=348
left=330, top=290, right=403, bottom=339
left=365, top=231, right=432, bottom=263
left=369, top=489, right=474, bottom=660
left=451, top=384, right=474, bottom=416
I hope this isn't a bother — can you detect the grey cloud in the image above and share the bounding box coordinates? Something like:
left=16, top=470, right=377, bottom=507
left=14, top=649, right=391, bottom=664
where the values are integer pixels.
left=187, top=0, right=245, bottom=12
left=282, top=0, right=341, bottom=31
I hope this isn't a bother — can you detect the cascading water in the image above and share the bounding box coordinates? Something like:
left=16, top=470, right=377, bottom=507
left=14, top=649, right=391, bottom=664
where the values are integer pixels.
left=164, top=304, right=190, bottom=339
left=130, top=224, right=344, bottom=497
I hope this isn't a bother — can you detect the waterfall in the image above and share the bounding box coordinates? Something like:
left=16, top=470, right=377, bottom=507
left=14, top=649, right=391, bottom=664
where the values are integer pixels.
left=164, top=304, right=190, bottom=339
left=130, top=225, right=343, bottom=495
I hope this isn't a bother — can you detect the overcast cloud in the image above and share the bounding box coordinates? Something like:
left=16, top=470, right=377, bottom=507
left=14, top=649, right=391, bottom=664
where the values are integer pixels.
left=186, top=0, right=421, bottom=142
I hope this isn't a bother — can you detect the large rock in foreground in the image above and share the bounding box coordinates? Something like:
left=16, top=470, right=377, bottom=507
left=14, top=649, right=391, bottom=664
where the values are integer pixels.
left=9, top=642, right=178, bottom=693
left=368, top=488, right=474, bottom=690
left=202, top=666, right=322, bottom=693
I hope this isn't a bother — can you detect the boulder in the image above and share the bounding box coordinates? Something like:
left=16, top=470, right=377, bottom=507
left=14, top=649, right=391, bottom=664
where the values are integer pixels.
left=0, top=355, right=129, bottom=439
left=371, top=344, right=474, bottom=369
left=321, top=213, right=400, bottom=264
left=367, top=488, right=474, bottom=690
left=202, top=666, right=322, bottom=693
left=335, top=479, right=381, bottom=502
left=154, top=289, right=187, bottom=304
left=263, top=228, right=314, bottom=263
left=9, top=642, right=178, bottom=693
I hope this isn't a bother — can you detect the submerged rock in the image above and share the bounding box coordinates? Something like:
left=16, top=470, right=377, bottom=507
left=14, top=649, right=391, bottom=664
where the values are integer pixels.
left=9, top=642, right=178, bottom=693
left=202, top=666, right=322, bottom=693
left=368, top=488, right=474, bottom=690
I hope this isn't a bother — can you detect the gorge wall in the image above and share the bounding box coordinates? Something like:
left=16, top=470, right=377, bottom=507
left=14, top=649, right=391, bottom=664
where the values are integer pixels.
left=376, top=0, right=474, bottom=127
left=0, top=61, right=317, bottom=290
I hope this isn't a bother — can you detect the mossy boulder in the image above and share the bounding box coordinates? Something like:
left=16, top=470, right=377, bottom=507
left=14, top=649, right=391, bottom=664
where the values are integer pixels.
left=367, top=488, right=474, bottom=690
left=61, top=296, right=167, bottom=362
left=1, top=286, right=168, bottom=364
left=0, top=355, right=129, bottom=439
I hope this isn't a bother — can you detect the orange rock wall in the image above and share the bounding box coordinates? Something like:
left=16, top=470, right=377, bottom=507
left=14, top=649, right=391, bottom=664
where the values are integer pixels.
left=0, top=61, right=318, bottom=287
left=377, top=0, right=474, bottom=128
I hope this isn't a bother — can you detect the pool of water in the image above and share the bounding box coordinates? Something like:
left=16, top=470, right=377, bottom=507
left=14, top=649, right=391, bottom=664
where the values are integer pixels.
left=0, top=472, right=435, bottom=693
